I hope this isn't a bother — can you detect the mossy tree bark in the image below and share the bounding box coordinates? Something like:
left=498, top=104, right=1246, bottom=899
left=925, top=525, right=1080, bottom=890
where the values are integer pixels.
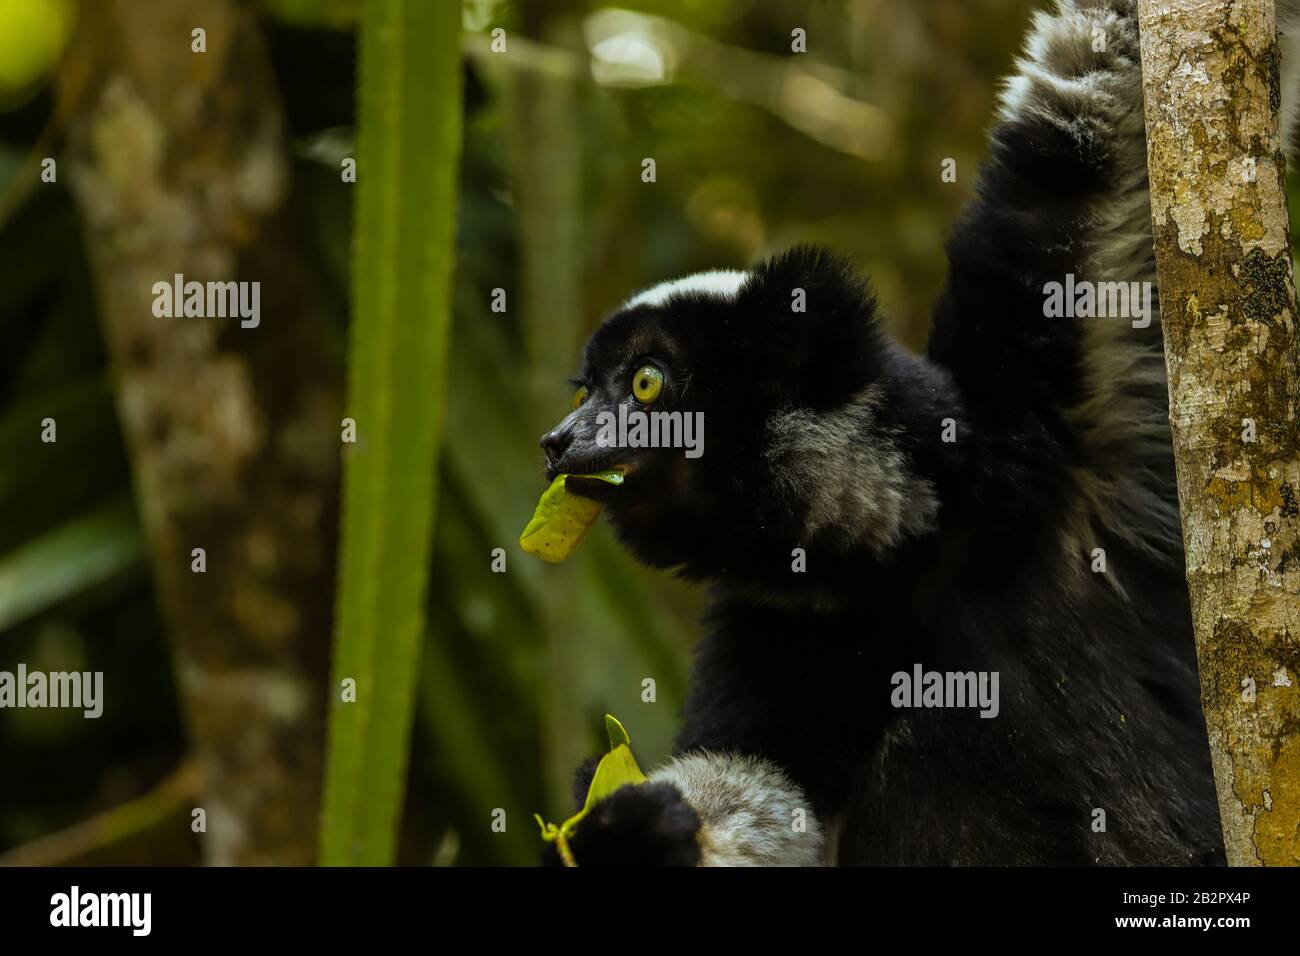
left=61, top=0, right=340, bottom=864
left=1138, top=0, right=1300, bottom=865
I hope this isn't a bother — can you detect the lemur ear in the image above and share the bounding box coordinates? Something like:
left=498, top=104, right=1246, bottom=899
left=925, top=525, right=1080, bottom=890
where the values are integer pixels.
left=737, top=244, right=885, bottom=409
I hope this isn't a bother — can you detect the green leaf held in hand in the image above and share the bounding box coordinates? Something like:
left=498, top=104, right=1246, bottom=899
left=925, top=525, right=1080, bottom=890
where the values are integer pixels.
left=535, top=714, right=647, bottom=866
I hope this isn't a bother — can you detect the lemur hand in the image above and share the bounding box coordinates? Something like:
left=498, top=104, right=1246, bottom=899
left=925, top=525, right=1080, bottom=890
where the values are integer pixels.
left=540, top=780, right=702, bottom=867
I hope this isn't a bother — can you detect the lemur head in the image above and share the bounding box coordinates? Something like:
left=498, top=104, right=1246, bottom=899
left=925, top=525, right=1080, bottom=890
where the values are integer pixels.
left=538, top=244, right=942, bottom=587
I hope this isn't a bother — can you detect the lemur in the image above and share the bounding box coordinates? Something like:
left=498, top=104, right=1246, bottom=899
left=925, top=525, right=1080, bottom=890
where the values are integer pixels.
left=535, top=0, right=1300, bottom=865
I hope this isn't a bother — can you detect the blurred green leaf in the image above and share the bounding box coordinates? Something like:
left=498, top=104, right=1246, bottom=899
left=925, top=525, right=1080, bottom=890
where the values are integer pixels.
left=318, top=0, right=463, bottom=866
left=417, top=627, right=535, bottom=864
left=0, top=145, right=21, bottom=197
left=0, top=378, right=127, bottom=554
left=0, top=497, right=142, bottom=634
left=416, top=470, right=542, bottom=865
left=0, top=0, right=75, bottom=109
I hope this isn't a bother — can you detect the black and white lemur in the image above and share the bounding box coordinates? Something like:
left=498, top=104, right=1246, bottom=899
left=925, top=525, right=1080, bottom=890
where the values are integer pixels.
left=535, top=0, right=1300, bottom=865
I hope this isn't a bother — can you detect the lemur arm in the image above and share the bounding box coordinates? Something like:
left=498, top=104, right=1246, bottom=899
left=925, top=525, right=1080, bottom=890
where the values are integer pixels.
left=927, top=0, right=1300, bottom=563
left=926, top=1, right=1170, bottom=558
left=543, top=751, right=827, bottom=867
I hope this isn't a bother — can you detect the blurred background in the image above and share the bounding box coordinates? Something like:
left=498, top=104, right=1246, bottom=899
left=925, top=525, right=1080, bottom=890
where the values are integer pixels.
left=0, top=0, right=1124, bottom=866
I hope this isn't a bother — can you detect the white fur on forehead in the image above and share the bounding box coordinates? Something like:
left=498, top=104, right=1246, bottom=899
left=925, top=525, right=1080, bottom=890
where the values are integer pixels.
left=624, top=269, right=748, bottom=310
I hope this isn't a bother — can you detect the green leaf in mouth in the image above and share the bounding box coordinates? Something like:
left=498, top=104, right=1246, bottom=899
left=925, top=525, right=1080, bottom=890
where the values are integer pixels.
left=518, top=469, right=623, bottom=563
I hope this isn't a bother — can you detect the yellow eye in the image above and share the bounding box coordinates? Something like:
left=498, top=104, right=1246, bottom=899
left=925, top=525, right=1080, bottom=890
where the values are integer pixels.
left=571, top=386, right=588, bottom=410
left=632, top=364, right=664, bottom=403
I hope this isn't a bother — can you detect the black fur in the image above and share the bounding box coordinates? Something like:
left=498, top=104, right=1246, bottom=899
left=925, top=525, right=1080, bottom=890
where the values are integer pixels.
left=541, top=783, right=701, bottom=868
left=536, top=1, right=1224, bottom=866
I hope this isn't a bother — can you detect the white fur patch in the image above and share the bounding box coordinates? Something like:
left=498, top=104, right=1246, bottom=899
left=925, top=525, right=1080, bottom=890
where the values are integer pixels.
left=650, top=752, right=825, bottom=866
left=624, top=269, right=748, bottom=310
left=764, top=386, right=939, bottom=556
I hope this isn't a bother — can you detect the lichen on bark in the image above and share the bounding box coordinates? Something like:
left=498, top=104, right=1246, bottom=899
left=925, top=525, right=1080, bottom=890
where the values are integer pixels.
left=1139, top=0, right=1300, bottom=865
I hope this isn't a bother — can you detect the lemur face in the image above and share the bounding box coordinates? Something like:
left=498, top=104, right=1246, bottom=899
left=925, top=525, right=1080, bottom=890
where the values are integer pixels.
left=538, top=275, right=733, bottom=506
left=538, top=245, right=887, bottom=576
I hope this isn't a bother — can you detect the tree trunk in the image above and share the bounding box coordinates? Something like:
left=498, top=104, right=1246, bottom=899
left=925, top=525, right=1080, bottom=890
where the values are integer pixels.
left=61, top=0, right=340, bottom=865
left=1138, top=0, right=1300, bottom=865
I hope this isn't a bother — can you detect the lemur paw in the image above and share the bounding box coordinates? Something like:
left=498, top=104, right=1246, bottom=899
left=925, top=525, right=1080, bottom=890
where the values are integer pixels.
left=540, top=781, right=702, bottom=867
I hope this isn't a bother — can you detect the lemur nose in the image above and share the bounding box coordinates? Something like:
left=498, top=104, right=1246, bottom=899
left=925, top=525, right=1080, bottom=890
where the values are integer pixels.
left=540, top=427, right=573, bottom=466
